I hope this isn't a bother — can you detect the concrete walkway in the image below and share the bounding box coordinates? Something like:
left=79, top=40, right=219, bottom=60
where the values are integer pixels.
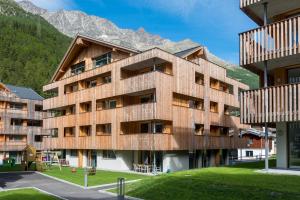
left=257, top=169, right=300, bottom=176
left=0, top=172, right=119, bottom=200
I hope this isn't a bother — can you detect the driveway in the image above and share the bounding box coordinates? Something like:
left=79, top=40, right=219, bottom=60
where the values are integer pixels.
left=0, top=172, right=119, bottom=200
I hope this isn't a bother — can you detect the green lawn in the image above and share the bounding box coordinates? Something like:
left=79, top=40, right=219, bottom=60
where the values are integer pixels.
left=109, top=160, right=300, bottom=200
left=43, top=166, right=147, bottom=186
left=0, top=188, right=58, bottom=200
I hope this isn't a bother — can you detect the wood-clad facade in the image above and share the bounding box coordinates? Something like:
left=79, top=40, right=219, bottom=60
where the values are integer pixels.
left=42, top=35, right=249, bottom=171
left=0, top=84, right=45, bottom=163
left=239, top=0, right=300, bottom=169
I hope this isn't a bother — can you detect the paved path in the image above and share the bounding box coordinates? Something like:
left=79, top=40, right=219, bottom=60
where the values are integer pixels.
left=0, top=172, right=119, bottom=200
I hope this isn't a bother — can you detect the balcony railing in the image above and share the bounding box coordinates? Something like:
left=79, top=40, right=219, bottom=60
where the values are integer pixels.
left=0, top=141, right=27, bottom=151
left=241, top=83, right=300, bottom=124
left=240, top=16, right=300, bottom=66
left=240, top=0, right=262, bottom=8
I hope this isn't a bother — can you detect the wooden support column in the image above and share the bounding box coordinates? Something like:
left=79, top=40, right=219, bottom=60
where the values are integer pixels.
left=78, top=149, right=83, bottom=168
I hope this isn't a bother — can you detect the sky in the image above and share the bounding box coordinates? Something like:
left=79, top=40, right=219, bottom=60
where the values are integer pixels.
left=24, top=0, right=257, bottom=64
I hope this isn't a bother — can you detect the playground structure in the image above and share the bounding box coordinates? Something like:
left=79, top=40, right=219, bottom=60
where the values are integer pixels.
left=20, top=145, right=63, bottom=171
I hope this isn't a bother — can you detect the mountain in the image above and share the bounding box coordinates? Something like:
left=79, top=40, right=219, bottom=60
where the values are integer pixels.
left=18, top=0, right=199, bottom=53
left=0, top=0, right=71, bottom=94
left=17, top=0, right=259, bottom=89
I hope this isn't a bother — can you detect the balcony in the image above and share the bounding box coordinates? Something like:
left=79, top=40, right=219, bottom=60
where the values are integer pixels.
left=240, top=0, right=300, bottom=25
left=0, top=141, right=27, bottom=151
left=240, top=16, right=300, bottom=70
left=122, top=103, right=156, bottom=122
left=240, top=83, right=300, bottom=124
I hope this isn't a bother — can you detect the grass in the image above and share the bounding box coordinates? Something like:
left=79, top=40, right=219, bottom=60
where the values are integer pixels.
left=0, top=164, right=35, bottom=172
left=43, top=166, right=147, bottom=186
left=109, top=160, right=300, bottom=200
left=0, top=188, right=58, bottom=200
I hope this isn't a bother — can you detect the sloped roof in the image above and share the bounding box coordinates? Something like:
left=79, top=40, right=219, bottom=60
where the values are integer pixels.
left=174, top=46, right=203, bottom=58
left=5, top=84, right=44, bottom=101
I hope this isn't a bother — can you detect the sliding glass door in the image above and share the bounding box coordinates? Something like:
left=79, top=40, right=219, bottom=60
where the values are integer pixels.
left=288, top=122, right=300, bottom=169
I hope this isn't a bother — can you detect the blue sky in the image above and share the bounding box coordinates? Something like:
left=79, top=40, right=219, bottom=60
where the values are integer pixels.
left=26, top=0, right=257, bottom=64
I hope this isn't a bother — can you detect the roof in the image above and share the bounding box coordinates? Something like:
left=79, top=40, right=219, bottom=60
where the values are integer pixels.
left=240, top=128, right=275, bottom=138
left=51, top=34, right=141, bottom=82
left=174, top=46, right=203, bottom=58
left=5, top=84, right=44, bottom=101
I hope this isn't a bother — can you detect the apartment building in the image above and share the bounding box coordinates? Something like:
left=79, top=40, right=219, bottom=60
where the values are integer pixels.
left=41, top=34, right=249, bottom=172
left=0, top=83, right=45, bottom=163
left=240, top=0, right=300, bottom=169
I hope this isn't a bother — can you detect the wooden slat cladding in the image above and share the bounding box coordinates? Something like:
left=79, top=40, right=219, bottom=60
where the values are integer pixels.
left=240, top=16, right=300, bottom=66
left=42, top=135, right=248, bottom=151
left=240, top=0, right=262, bottom=8
left=241, top=83, right=300, bottom=124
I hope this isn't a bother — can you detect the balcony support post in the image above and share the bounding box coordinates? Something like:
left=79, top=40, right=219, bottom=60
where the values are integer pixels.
left=152, top=58, right=157, bottom=175
left=263, top=2, right=269, bottom=171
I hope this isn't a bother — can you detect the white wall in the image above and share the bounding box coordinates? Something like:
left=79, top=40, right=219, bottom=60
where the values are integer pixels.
left=0, top=152, right=3, bottom=165
left=82, top=150, right=87, bottom=168
left=97, top=150, right=133, bottom=171
left=238, top=148, right=266, bottom=159
left=163, top=152, right=189, bottom=172
left=276, top=122, right=288, bottom=168
left=66, top=150, right=79, bottom=167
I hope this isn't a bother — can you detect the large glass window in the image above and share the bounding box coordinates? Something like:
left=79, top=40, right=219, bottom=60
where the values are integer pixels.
left=93, top=52, right=112, bottom=68
left=288, top=122, right=300, bottom=169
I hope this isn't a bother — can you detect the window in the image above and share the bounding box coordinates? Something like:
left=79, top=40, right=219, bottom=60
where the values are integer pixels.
left=141, top=123, right=150, bottom=133
left=79, top=126, right=91, bottom=137
left=154, top=123, right=163, bottom=133
left=140, top=94, right=154, bottom=104
left=210, top=102, right=218, bottom=113
left=35, top=105, right=43, bottom=112
left=64, top=127, right=75, bottom=137
left=70, top=150, right=77, bottom=157
left=93, top=52, right=112, bottom=68
left=248, top=138, right=253, bottom=145
left=195, top=72, right=204, bottom=85
left=103, top=75, right=112, bottom=84
left=34, top=135, right=42, bottom=142
left=50, top=128, right=58, bottom=138
left=102, top=100, right=117, bottom=109
left=194, top=124, right=204, bottom=135
left=10, top=102, right=25, bottom=110
left=71, top=62, right=85, bottom=75
left=87, top=79, right=97, bottom=88
left=80, top=102, right=92, bottom=113
left=246, top=151, right=253, bottom=157
left=8, top=135, right=24, bottom=141
left=96, top=124, right=111, bottom=135
left=189, top=100, right=203, bottom=109
left=11, top=118, right=23, bottom=126
left=103, top=150, right=116, bottom=159
left=27, top=120, right=42, bottom=127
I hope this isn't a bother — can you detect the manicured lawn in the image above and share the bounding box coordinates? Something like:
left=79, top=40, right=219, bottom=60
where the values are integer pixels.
left=0, top=188, right=58, bottom=200
left=43, top=166, right=147, bottom=186
left=109, top=160, right=300, bottom=200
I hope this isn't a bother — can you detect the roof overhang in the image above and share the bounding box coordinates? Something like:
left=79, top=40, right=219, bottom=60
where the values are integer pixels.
left=50, top=34, right=141, bottom=82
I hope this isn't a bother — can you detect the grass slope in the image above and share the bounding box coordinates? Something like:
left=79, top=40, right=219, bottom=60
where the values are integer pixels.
left=43, top=166, right=147, bottom=186
left=0, top=188, right=58, bottom=200
left=112, top=160, right=300, bottom=200
left=0, top=0, right=71, bottom=94
left=227, top=67, right=259, bottom=89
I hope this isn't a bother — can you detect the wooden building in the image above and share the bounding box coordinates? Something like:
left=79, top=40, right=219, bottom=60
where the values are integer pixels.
left=41, top=34, right=249, bottom=172
left=240, top=0, right=300, bottom=169
left=0, top=83, right=45, bottom=163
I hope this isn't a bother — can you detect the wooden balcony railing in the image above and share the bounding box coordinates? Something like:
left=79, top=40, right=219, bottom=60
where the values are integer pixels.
left=240, top=16, right=300, bottom=65
left=41, top=134, right=248, bottom=151
left=0, top=142, right=27, bottom=151
left=240, top=0, right=262, bottom=8
left=241, top=83, right=300, bottom=124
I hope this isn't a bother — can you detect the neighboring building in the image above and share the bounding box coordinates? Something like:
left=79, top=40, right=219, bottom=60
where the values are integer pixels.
left=240, top=0, right=300, bottom=169
left=0, top=83, right=45, bottom=163
left=41, top=34, right=249, bottom=172
left=238, top=128, right=276, bottom=160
